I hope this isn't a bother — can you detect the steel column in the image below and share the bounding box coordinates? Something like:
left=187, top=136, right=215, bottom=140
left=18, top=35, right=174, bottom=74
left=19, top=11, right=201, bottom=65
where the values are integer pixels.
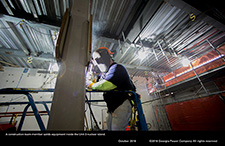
left=47, top=0, right=89, bottom=130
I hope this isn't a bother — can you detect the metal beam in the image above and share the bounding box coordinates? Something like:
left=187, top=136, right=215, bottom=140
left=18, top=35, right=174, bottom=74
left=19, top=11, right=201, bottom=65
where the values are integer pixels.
left=0, top=14, right=60, bottom=30
left=98, top=36, right=176, bottom=64
left=111, top=0, right=163, bottom=63
left=47, top=0, right=89, bottom=130
left=0, top=47, right=55, bottom=62
left=121, top=63, right=151, bottom=71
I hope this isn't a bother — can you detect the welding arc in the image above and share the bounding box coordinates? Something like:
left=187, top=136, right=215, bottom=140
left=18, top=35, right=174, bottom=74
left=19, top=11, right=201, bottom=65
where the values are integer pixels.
left=85, top=95, right=100, bottom=130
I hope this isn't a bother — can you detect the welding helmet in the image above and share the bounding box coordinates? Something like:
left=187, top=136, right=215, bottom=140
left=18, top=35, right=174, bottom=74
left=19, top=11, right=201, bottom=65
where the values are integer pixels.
left=92, top=47, right=114, bottom=73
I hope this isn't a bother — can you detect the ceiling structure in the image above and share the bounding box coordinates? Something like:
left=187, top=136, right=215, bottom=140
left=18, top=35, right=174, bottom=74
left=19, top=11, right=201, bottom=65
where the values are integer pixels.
left=0, top=0, right=73, bottom=70
left=0, top=0, right=225, bottom=79
left=91, top=0, right=225, bottom=77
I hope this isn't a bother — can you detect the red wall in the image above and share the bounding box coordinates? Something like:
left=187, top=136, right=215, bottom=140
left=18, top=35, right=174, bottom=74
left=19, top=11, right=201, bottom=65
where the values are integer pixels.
left=165, top=95, right=225, bottom=131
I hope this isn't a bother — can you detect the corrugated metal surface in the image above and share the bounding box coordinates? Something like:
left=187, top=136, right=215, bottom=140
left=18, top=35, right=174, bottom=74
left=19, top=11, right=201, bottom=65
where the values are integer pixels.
left=91, top=0, right=147, bottom=53
left=0, top=0, right=73, bottom=22
left=109, top=1, right=225, bottom=76
left=91, top=0, right=137, bottom=38
left=0, top=0, right=225, bottom=79
left=0, top=18, right=55, bottom=69
left=0, top=0, right=73, bottom=69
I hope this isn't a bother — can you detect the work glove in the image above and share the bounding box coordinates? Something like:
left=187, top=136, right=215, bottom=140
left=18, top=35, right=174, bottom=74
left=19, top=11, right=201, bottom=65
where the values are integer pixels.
left=87, top=78, right=96, bottom=89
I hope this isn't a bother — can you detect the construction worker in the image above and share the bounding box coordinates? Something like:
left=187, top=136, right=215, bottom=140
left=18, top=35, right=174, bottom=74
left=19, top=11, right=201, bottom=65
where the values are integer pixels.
left=86, top=47, right=136, bottom=131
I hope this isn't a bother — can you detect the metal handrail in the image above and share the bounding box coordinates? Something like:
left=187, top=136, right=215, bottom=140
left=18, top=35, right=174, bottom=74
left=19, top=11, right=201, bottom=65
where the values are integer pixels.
left=86, top=90, right=148, bottom=131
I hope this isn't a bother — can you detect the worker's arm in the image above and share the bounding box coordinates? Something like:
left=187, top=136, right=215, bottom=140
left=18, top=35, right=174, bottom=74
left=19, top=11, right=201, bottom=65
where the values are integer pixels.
left=90, top=79, right=117, bottom=91
left=88, top=63, right=118, bottom=91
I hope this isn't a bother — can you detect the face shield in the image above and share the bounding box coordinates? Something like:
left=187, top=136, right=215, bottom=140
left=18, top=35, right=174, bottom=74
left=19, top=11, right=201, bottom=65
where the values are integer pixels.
left=92, top=47, right=113, bottom=73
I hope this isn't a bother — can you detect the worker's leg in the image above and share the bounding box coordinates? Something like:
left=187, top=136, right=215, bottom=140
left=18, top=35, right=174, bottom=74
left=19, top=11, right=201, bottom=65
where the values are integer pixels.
left=106, top=99, right=132, bottom=131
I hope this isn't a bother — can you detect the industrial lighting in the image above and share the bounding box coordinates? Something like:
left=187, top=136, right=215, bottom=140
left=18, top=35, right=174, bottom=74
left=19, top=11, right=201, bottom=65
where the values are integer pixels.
left=181, top=58, right=190, bottom=67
